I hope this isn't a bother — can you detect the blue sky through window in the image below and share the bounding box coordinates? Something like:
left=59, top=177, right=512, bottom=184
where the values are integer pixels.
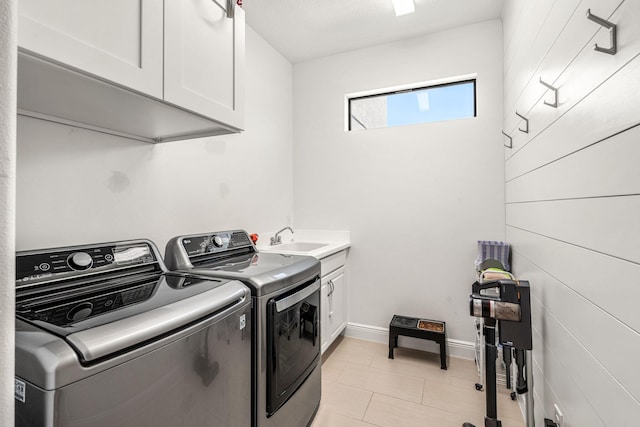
left=387, top=81, right=475, bottom=127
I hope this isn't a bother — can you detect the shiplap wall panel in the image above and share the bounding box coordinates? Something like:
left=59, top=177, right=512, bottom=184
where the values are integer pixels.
left=503, top=0, right=624, bottom=140
left=502, top=0, right=527, bottom=58
left=508, top=227, right=640, bottom=333
left=507, top=197, right=640, bottom=262
left=529, top=361, right=602, bottom=427
left=506, top=123, right=640, bottom=202
left=516, top=252, right=640, bottom=402
left=529, top=285, right=640, bottom=426
left=506, top=0, right=640, bottom=151
left=503, top=0, right=640, bottom=423
left=550, top=0, right=640, bottom=112
left=503, top=0, right=556, bottom=96
left=530, top=326, right=606, bottom=427
left=502, top=0, right=534, bottom=76
left=504, top=0, right=580, bottom=125
left=505, top=52, right=640, bottom=181
left=529, top=305, right=610, bottom=427
left=530, top=363, right=551, bottom=427
left=503, top=0, right=580, bottom=111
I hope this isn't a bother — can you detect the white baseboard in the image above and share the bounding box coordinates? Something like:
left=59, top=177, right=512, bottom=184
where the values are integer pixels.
left=343, top=322, right=476, bottom=360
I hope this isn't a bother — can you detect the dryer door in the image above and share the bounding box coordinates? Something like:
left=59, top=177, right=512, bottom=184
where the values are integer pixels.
left=266, top=278, right=321, bottom=415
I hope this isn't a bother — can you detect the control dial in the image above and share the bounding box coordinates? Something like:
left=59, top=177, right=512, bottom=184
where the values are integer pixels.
left=212, top=235, right=224, bottom=248
left=67, top=252, right=93, bottom=270
left=67, top=302, right=93, bottom=322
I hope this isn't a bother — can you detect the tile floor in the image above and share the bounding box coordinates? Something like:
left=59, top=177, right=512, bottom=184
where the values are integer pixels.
left=311, top=336, right=525, bottom=427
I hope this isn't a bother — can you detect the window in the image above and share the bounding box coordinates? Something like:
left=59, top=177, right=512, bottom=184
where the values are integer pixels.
left=347, top=78, right=476, bottom=131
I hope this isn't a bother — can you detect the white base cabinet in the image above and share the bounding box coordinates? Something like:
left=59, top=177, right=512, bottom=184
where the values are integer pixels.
left=320, top=250, right=348, bottom=354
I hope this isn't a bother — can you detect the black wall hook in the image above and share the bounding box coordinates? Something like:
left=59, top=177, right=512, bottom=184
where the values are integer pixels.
left=516, top=111, right=529, bottom=133
left=587, top=9, right=617, bottom=55
left=502, top=131, right=513, bottom=149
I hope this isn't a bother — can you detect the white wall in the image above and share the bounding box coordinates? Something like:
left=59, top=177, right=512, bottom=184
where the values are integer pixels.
left=503, top=0, right=640, bottom=425
left=16, top=27, right=294, bottom=253
left=292, top=20, right=504, bottom=346
left=0, top=0, right=16, bottom=425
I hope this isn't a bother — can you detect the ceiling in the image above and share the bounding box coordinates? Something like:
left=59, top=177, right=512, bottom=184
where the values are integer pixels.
left=243, top=0, right=505, bottom=63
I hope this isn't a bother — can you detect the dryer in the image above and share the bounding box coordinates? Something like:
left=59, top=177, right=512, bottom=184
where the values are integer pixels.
left=165, top=230, right=321, bottom=427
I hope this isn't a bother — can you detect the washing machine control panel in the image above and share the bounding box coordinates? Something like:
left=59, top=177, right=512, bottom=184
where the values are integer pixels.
left=182, top=230, right=253, bottom=257
left=16, top=241, right=158, bottom=285
left=18, top=280, right=158, bottom=326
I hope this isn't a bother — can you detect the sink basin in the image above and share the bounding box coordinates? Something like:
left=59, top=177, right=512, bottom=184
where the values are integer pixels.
left=269, top=242, right=328, bottom=252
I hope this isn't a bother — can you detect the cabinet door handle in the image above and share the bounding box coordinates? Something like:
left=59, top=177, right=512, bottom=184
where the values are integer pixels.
left=225, top=0, right=235, bottom=18
left=328, top=282, right=334, bottom=317
left=213, top=0, right=235, bottom=19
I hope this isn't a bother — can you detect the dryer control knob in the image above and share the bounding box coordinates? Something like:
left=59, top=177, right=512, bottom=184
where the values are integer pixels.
left=212, top=236, right=223, bottom=248
left=68, top=252, right=93, bottom=270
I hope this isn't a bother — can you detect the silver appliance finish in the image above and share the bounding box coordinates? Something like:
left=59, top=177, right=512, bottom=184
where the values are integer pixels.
left=164, top=230, right=322, bottom=427
left=15, top=239, right=252, bottom=427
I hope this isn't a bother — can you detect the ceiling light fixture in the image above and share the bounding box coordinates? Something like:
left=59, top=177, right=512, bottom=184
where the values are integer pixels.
left=392, top=0, right=415, bottom=16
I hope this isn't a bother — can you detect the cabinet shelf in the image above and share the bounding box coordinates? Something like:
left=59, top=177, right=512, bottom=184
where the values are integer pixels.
left=18, top=53, right=240, bottom=143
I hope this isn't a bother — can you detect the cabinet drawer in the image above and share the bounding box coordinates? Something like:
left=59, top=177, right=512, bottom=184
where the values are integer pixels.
left=320, top=250, right=347, bottom=277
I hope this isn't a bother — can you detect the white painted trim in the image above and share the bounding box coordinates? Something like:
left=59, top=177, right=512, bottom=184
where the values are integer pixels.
left=447, top=338, right=477, bottom=360
left=0, top=1, right=17, bottom=425
left=343, top=322, right=388, bottom=341
left=345, top=73, right=478, bottom=99
left=343, top=322, right=476, bottom=360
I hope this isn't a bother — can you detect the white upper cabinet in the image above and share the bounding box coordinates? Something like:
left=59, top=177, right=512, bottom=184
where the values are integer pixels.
left=18, top=0, right=163, bottom=98
left=17, top=0, right=244, bottom=142
left=164, top=0, right=244, bottom=130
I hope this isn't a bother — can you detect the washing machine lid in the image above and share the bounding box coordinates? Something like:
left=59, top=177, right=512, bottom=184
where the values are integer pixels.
left=165, top=230, right=321, bottom=296
left=16, top=240, right=250, bottom=363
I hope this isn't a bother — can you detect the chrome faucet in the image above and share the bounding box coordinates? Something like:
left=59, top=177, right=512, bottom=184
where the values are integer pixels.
left=270, top=226, right=294, bottom=246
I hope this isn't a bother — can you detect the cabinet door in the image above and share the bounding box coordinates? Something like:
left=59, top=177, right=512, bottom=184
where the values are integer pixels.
left=18, top=0, right=163, bottom=98
left=320, top=283, right=329, bottom=354
left=164, top=0, right=244, bottom=130
left=326, top=268, right=347, bottom=343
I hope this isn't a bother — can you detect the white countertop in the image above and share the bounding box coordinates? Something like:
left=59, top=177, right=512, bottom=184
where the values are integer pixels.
left=256, top=229, right=350, bottom=259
